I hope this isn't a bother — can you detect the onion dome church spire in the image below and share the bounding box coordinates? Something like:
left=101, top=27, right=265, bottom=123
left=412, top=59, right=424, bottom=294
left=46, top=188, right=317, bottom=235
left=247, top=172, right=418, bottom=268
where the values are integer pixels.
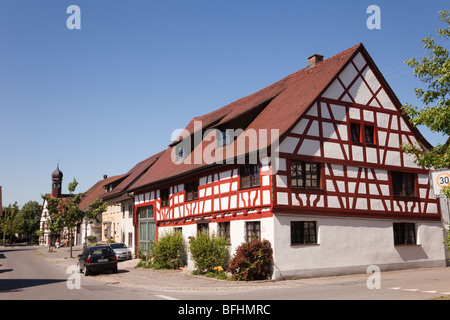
left=51, top=163, right=63, bottom=198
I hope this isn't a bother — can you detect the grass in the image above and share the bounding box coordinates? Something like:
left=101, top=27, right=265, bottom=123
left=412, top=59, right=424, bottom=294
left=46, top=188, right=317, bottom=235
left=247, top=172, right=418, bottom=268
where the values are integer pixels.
left=432, top=295, right=450, bottom=300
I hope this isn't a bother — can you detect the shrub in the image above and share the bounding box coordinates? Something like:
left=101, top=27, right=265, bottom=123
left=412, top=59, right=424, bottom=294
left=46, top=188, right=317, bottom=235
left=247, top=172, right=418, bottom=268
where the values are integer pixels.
left=214, top=271, right=229, bottom=280
left=86, top=235, right=97, bottom=247
left=228, top=238, right=273, bottom=281
left=188, top=232, right=230, bottom=273
left=86, top=235, right=96, bottom=242
left=149, top=230, right=186, bottom=270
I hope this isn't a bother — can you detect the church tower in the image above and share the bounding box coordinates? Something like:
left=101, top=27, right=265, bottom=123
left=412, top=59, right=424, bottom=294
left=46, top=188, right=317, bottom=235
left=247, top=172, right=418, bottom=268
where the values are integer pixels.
left=51, top=164, right=63, bottom=198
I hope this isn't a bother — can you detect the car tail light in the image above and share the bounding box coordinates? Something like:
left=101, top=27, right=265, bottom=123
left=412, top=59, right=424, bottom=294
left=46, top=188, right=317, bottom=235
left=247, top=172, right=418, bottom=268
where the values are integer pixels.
left=113, top=255, right=117, bottom=262
left=86, top=257, right=91, bottom=264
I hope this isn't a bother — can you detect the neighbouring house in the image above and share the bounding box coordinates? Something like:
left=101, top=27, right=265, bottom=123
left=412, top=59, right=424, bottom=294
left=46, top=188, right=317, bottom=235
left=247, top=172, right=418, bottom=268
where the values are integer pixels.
left=77, top=175, right=127, bottom=246
left=100, top=151, right=163, bottom=254
left=100, top=174, right=128, bottom=243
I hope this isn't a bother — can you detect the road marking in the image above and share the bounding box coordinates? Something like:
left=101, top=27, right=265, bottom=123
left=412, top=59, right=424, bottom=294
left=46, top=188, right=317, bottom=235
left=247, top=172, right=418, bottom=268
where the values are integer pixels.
left=389, top=287, right=450, bottom=295
left=155, top=294, right=179, bottom=300
left=403, top=289, right=419, bottom=292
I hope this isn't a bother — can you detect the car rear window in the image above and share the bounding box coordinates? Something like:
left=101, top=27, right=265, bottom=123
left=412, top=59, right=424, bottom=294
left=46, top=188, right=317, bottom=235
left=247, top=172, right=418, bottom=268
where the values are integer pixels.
left=110, top=243, right=127, bottom=249
left=89, top=247, right=113, bottom=256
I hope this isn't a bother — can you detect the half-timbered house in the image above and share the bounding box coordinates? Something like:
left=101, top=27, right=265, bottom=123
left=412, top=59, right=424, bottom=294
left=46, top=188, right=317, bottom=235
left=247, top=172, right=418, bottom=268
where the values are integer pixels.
left=39, top=165, right=73, bottom=247
left=129, top=43, right=446, bottom=279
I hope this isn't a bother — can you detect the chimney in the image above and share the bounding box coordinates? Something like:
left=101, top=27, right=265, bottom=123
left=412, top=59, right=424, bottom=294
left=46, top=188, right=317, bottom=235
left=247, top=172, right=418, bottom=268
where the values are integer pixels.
left=308, top=54, right=324, bottom=68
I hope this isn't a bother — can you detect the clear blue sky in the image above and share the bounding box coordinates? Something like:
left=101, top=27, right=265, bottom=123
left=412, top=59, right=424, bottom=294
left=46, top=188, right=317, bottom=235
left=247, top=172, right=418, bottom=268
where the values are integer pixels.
left=0, top=0, right=448, bottom=207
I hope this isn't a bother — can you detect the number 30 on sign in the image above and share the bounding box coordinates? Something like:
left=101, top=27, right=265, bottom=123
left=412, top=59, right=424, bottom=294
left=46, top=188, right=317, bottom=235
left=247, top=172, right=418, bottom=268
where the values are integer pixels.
left=438, top=173, right=450, bottom=187
left=430, top=170, right=450, bottom=196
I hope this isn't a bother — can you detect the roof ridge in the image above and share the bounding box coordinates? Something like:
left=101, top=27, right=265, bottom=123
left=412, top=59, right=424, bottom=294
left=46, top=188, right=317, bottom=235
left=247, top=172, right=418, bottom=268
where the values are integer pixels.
left=282, top=43, right=363, bottom=82
left=198, top=43, right=363, bottom=119
left=129, top=43, right=364, bottom=190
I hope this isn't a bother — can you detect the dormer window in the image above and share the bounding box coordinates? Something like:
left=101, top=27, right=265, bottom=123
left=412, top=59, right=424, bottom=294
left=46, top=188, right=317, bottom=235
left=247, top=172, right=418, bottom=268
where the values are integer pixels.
left=221, top=131, right=228, bottom=146
left=217, top=130, right=231, bottom=148
left=176, top=146, right=184, bottom=161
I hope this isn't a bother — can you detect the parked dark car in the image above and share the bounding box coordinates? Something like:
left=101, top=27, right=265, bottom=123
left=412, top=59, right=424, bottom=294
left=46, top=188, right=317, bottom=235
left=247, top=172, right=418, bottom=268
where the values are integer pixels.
left=77, top=245, right=118, bottom=276
left=109, top=243, right=132, bottom=261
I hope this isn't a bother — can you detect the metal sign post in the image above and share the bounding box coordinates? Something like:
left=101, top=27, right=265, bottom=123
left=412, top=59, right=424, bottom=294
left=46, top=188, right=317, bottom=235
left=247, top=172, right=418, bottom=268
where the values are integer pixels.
left=430, top=169, right=450, bottom=228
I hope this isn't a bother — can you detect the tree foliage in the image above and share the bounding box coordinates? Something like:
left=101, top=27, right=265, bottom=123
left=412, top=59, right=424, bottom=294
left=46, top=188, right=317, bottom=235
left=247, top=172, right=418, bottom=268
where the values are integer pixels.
left=1, top=201, right=42, bottom=244
left=0, top=202, right=21, bottom=243
left=42, top=177, right=107, bottom=257
left=15, top=201, right=41, bottom=241
left=402, top=11, right=450, bottom=170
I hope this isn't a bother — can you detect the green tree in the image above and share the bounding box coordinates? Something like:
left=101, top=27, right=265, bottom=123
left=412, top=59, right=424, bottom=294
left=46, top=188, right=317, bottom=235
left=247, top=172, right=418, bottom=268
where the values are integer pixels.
left=1, top=202, right=21, bottom=244
left=42, top=178, right=107, bottom=258
left=401, top=11, right=450, bottom=252
left=16, top=201, right=41, bottom=243
left=402, top=10, right=450, bottom=178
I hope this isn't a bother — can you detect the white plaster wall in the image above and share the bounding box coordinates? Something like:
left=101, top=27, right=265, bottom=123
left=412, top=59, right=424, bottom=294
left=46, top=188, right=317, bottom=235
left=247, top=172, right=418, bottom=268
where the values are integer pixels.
left=121, top=217, right=135, bottom=254
left=272, top=214, right=446, bottom=279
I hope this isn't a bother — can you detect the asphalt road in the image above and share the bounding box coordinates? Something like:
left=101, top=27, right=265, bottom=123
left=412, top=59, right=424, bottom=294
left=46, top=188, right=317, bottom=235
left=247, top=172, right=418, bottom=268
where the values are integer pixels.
left=0, top=245, right=165, bottom=300
left=2, top=245, right=450, bottom=303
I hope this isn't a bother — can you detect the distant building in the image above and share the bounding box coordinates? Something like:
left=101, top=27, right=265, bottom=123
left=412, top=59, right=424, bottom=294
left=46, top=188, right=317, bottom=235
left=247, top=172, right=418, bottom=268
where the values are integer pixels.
left=39, top=165, right=73, bottom=246
left=100, top=151, right=163, bottom=253
left=77, top=174, right=127, bottom=246
left=98, top=174, right=128, bottom=244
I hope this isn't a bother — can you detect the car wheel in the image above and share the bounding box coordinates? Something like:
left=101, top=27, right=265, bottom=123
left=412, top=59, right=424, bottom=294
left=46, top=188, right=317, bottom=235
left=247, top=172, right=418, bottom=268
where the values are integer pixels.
left=112, top=267, right=118, bottom=273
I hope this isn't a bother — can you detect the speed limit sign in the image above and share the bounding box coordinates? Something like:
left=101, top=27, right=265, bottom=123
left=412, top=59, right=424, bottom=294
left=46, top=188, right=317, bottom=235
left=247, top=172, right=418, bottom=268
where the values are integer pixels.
left=430, top=169, right=450, bottom=196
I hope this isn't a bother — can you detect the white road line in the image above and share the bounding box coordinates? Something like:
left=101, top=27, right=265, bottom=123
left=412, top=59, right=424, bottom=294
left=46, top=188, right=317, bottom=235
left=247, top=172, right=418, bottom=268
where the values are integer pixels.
left=389, top=287, right=450, bottom=295
left=403, top=289, right=419, bottom=292
left=155, top=294, right=179, bottom=300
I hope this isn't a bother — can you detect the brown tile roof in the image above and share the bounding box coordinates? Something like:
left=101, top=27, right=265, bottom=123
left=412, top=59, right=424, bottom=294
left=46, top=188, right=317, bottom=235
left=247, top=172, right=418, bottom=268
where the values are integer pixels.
left=100, top=150, right=164, bottom=201
left=43, top=194, right=73, bottom=207
left=130, top=44, right=363, bottom=190
left=130, top=43, right=431, bottom=191
left=174, top=43, right=362, bottom=142
left=79, top=174, right=128, bottom=211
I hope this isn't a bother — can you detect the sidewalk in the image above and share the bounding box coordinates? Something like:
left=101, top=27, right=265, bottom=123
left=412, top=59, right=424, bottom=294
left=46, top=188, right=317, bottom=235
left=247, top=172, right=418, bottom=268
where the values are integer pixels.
left=33, top=244, right=296, bottom=292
